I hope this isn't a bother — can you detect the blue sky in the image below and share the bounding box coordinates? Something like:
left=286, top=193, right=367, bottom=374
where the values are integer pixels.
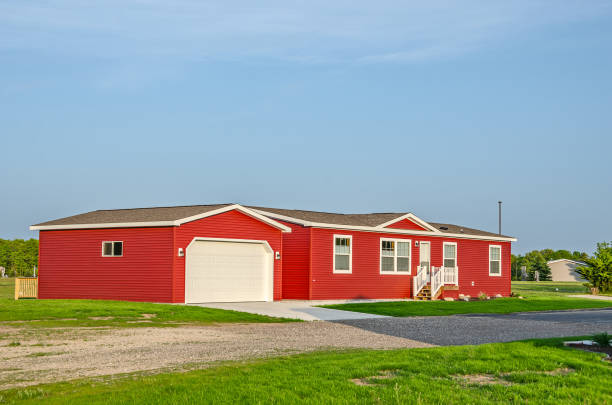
left=1, top=1, right=611, bottom=254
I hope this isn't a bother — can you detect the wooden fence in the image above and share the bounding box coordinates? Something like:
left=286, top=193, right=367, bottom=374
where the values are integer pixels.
left=15, top=277, right=38, bottom=300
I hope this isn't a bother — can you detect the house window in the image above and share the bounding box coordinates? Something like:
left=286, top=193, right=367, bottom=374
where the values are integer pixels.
left=443, top=242, right=457, bottom=268
left=102, top=241, right=123, bottom=257
left=489, top=245, right=501, bottom=276
left=380, top=239, right=411, bottom=274
left=333, top=235, right=352, bottom=273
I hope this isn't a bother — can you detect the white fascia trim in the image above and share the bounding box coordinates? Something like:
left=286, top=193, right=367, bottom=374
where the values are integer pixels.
left=376, top=213, right=441, bottom=233
left=251, top=209, right=517, bottom=242
left=30, top=204, right=292, bottom=233
left=30, top=221, right=176, bottom=231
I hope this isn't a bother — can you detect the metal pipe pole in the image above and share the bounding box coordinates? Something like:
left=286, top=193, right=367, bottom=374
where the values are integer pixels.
left=498, top=201, right=502, bottom=235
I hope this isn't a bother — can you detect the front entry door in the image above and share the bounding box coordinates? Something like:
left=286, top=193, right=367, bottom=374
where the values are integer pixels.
left=419, top=242, right=431, bottom=282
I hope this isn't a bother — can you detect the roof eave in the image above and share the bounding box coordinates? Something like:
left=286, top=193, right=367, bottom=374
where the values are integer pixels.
left=30, top=204, right=292, bottom=233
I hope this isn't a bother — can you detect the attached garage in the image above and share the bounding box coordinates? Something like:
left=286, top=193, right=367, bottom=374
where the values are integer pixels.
left=185, top=239, right=274, bottom=303
left=32, top=204, right=289, bottom=303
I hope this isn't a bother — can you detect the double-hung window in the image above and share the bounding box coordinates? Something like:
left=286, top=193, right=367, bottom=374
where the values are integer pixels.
left=102, top=241, right=123, bottom=257
left=443, top=242, right=457, bottom=268
left=380, top=239, right=411, bottom=274
left=489, top=245, right=501, bottom=276
left=333, top=235, right=352, bottom=273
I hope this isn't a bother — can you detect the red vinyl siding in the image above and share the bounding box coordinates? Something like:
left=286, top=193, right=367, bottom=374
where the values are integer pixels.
left=172, top=210, right=284, bottom=302
left=38, top=227, right=174, bottom=302
left=384, top=218, right=428, bottom=231
left=277, top=221, right=310, bottom=299
left=309, top=228, right=511, bottom=300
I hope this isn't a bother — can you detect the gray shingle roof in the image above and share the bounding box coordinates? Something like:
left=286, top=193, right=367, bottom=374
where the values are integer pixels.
left=33, top=203, right=513, bottom=239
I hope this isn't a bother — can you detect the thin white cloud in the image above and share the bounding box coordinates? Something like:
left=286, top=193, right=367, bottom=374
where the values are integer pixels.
left=0, top=0, right=610, bottom=63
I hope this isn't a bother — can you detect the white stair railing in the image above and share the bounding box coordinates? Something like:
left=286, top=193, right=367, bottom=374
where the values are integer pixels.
left=430, top=266, right=444, bottom=299
left=413, top=266, right=428, bottom=298
left=443, top=266, right=459, bottom=286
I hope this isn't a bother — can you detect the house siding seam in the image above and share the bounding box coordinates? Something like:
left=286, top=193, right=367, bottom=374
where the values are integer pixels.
left=38, top=227, right=175, bottom=302
left=384, top=218, right=429, bottom=231
left=308, top=228, right=511, bottom=300
left=172, top=210, right=284, bottom=303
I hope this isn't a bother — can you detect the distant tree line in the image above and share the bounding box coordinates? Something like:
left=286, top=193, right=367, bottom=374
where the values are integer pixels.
left=511, top=249, right=589, bottom=281
left=0, top=239, right=39, bottom=277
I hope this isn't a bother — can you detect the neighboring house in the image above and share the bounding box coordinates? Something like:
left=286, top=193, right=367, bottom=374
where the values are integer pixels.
left=547, top=259, right=586, bottom=282
left=30, top=203, right=516, bottom=303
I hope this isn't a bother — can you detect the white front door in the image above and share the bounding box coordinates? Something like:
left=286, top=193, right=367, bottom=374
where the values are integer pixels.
left=185, top=240, right=273, bottom=303
left=419, top=242, right=431, bottom=282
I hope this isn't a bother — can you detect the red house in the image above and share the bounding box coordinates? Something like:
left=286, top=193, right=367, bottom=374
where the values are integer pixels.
left=30, top=203, right=516, bottom=303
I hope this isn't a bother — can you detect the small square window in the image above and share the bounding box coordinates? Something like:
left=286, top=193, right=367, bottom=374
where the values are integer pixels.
left=102, top=241, right=123, bottom=257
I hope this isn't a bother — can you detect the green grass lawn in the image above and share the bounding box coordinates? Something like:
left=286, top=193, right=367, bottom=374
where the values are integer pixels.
left=511, top=281, right=589, bottom=296
left=320, top=281, right=612, bottom=317
left=0, top=278, right=295, bottom=327
left=1, top=337, right=610, bottom=404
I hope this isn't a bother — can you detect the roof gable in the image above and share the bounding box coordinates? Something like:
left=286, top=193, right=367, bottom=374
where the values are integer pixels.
left=376, top=213, right=439, bottom=232
left=383, top=218, right=428, bottom=231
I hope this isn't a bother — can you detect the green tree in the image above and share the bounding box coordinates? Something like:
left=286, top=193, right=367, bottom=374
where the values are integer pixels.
left=523, top=251, right=551, bottom=281
left=511, top=254, right=526, bottom=280
left=539, top=249, right=556, bottom=261
left=572, top=251, right=589, bottom=262
left=552, top=249, right=572, bottom=260
left=576, top=242, right=612, bottom=294
left=0, top=239, right=39, bottom=277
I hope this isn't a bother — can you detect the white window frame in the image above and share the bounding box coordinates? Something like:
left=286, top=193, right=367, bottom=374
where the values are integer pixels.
left=333, top=234, right=352, bottom=274
left=442, top=242, right=457, bottom=269
left=379, top=238, right=412, bottom=275
left=102, top=241, right=124, bottom=257
left=489, top=245, right=502, bottom=276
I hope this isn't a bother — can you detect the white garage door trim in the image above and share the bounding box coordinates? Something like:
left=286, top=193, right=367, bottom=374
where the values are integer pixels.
left=185, top=237, right=274, bottom=303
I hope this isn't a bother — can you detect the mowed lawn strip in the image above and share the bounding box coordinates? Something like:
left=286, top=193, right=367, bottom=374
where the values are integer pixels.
left=0, top=278, right=297, bottom=327
left=2, top=337, right=610, bottom=404
left=319, top=282, right=612, bottom=317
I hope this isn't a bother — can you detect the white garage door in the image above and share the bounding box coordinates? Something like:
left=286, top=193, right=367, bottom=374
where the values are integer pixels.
left=185, top=240, right=273, bottom=303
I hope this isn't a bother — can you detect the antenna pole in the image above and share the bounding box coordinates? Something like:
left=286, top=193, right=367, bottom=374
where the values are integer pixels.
left=498, top=201, right=502, bottom=235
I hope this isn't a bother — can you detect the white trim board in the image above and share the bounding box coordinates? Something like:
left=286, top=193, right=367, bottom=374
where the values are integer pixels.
left=30, top=204, right=292, bottom=233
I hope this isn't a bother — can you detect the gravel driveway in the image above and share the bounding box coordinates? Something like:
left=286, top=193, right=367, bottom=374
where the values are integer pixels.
left=336, top=309, right=612, bottom=346
left=0, top=322, right=431, bottom=390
